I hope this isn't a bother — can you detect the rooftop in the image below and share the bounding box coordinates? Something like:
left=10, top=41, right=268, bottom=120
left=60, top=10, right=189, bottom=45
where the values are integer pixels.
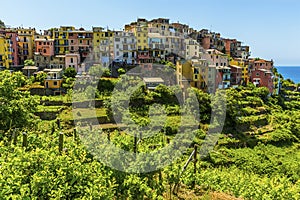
left=143, top=77, right=164, bottom=83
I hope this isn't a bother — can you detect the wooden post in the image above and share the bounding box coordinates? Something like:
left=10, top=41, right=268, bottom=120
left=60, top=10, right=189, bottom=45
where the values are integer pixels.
left=193, top=144, right=198, bottom=188
left=51, top=123, right=55, bottom=134
left=59, top=132, right=64, bottom=153
left=22, top=132, right=28, bottom=148
left=73, top=128, right=77, bottom=141
left=57, top=119, right=61, bottom=129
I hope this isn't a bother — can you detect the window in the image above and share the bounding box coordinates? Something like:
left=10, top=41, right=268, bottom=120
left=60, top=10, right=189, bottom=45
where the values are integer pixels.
left=53, top=81, right=58, bottom=86
left=256, top=73, right=259, bottom=76
left=71, top=58, right=74, bottom=63
left=43, top=49, right=47, bottom=54
left=39, top=42, right=42, bottom=45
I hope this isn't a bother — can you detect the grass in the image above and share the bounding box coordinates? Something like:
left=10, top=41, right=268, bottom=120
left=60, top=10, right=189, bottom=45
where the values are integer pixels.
left=59, top=108, right=108, bottom=121
left=36, top=105, right=66, bottom=112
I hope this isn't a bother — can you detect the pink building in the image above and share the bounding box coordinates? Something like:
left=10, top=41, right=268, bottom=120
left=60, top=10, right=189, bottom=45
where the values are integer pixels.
left=65, top=53, right=82, bottom=73
left=69, top=28, right=93, bottom=62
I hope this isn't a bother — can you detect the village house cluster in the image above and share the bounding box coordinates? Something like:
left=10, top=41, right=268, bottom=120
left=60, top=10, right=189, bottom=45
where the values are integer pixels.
left=0, top=18, right=274, bottom=94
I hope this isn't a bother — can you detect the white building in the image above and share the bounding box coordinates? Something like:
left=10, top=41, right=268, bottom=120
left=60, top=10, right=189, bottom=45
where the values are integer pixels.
left=113, top=31, right=137, bottom=64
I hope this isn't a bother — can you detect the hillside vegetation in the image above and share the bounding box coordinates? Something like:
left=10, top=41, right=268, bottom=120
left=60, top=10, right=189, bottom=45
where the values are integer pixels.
left=0, top=70, right=299, bottom=199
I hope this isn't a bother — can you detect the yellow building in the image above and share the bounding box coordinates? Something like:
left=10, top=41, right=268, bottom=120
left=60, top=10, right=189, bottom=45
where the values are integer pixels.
left=44, top=68, right=64, bottom=95
left=92, top=27, right=114, bottom=61
left=0, top=35, right=7, bottom=67
left=125, top=18, right=149, bottom=50
left=230, top=58, right=249, bottom=84
left=16, top=28, right=36, bottom=64
left=0, top=35, right=11, bottom=68
left=50, top=26, right=75, bottom=55
left=176, top=59, right=208, bottom=90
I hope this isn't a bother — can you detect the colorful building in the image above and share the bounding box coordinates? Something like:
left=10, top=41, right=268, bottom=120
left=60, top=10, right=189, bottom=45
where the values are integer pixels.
left=92, top=27, right=114, bottom=62
left=2, top=29, right=19, bottom=66
left=176, top=59, right=208, bottom=91
left=69, top=28, right=93, bottom=63
left=216, top=66, right=231, bottom=89
left=125, top=18, right=149, bottom=51
left=248, top=58, right=273, bottom=71
left=16, top=28, right=36, bottom=65
left=229, top=65, right=243, bottom=87
left=35, top=37, right=54, bottom=56
left=49, top=26, right=75, bottom=55
left=113, top=31, right=136, bottom=64
left=223, top=39, right=250, bottom=59
left=250, top=68, right=274, bottom=94
left=0, top=35, right=9, bottom=67
left=65, top=53, right=82, bottom=72
left=44, top=68, right=64, bottom=95
left=230, top=58, right=249, bottom=84
left=203, top=49, right=229, bottom=68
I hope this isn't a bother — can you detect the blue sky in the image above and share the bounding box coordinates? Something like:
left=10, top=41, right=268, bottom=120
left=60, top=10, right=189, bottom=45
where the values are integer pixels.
left=1, top=0, right=299, bottom=66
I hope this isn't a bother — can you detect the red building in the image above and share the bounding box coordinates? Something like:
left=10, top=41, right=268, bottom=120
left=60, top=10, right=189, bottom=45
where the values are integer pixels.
left=251, top=69, right=274, bottom=93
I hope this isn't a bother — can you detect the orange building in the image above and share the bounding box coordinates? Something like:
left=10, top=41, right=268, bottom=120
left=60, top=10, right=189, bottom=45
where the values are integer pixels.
left=35, top=38, right=55, bottom=56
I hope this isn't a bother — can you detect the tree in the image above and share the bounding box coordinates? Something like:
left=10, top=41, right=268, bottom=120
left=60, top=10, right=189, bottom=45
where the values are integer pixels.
left=64, top=67, right=77, bottom=78
left=24, top=59, right=35, bottom=66
left=0, top=19, right=5, bottom=28
left=89, top=64, right=103, bottom=77
left=35, top=71, right=47, bottom=85
left=117, top=68, right=126, bottom=75
left=0, top=70, right=38, bottom=133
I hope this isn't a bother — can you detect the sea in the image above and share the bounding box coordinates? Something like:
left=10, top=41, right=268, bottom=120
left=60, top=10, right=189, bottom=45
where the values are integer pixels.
left=276, top=66, right=300, bottom=84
